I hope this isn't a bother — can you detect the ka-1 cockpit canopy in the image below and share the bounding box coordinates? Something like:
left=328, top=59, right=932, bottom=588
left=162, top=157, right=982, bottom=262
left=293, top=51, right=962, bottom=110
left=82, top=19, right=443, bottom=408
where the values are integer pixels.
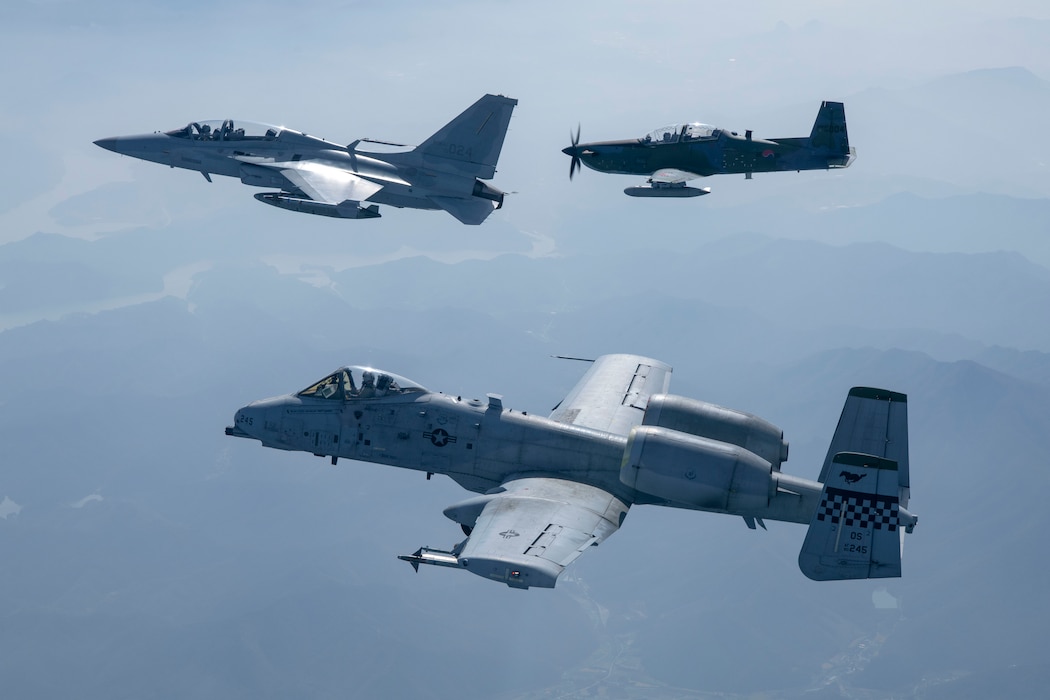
left=643, top=122, right=720, bottom=145
left=164, top=119, right=293, bottom=142
left=297, top=366, right=428, bottom=401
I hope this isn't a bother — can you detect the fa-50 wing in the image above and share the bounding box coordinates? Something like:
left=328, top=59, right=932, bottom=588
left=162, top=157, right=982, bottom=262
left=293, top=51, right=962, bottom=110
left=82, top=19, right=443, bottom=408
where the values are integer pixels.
left=271, top=160, right=386, bottom=206
left=226, top=355, right=916, bottom=589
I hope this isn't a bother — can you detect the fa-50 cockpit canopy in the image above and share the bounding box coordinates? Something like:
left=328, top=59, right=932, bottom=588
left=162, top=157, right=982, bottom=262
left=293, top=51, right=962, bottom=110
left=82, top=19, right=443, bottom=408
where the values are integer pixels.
left=643, top=122, right=721, bottom=145
left=164, top=119, right=291, bottom=142
left=297, top=366, right=428, bottom=401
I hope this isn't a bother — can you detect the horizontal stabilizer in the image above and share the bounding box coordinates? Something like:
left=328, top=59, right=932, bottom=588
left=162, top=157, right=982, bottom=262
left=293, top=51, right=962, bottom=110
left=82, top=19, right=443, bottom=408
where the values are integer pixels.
left=799, top=452, right=910, bottom=580
left=429, top=195, right=498, bottom=225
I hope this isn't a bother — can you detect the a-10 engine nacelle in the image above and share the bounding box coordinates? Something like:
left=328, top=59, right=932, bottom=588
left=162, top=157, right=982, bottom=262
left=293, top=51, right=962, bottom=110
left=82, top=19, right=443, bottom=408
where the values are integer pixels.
left=617, top=394, right=788, bottom=512
left=620, top=426, right=773, bottom=512
left=641, top=394, right=788, bottom=471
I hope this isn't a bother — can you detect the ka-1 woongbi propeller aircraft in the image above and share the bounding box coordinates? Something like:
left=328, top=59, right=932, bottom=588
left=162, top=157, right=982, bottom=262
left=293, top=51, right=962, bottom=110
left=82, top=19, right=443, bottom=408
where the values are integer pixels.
left=95, top=94, right=517, bottom=225
left=227, top=354, right=916, bottom=590
left=563, top=101, right=855, bottom=197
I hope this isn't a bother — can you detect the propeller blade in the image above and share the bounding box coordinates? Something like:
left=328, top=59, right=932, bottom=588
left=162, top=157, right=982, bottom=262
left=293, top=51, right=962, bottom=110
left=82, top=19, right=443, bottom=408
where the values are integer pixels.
left=568, top=124, right=582, bottom=181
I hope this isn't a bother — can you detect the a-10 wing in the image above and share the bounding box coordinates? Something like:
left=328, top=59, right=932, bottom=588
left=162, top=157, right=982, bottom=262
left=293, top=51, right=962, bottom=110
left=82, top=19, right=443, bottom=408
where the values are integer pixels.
left=548, top=354, right=672, bottom=436
left=448, top=355, right=670, bottom=588
left=456, top=478, right=629, bottom=589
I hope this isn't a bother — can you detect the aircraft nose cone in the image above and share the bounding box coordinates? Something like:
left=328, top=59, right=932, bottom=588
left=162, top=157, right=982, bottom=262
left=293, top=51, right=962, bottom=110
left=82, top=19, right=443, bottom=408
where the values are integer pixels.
left=562, top=146, right=577, bottom=156
left=93, top=137, right=119, bottom=153
left=227, top=403, right=265, bottom=439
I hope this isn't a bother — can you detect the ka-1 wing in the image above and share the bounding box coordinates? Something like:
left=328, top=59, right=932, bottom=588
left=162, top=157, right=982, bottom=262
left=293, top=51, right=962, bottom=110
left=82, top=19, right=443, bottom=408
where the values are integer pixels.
left=650, top=168, right=703, bottom=184
left=549, top=354, right=672, bottom=435
left=456, top=477, right=629, bottom=589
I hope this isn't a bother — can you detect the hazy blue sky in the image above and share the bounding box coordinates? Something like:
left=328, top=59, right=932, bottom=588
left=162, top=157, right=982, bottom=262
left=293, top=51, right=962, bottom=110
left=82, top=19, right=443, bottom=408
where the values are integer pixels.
left=2, top=1, right=1049, bottom=252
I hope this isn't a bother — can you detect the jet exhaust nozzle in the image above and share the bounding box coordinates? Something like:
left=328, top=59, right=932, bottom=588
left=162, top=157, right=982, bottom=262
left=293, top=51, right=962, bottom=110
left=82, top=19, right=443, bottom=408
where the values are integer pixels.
left=472, top=180, right=505, bottom=208
left=254, top=192, right=381, bottom=219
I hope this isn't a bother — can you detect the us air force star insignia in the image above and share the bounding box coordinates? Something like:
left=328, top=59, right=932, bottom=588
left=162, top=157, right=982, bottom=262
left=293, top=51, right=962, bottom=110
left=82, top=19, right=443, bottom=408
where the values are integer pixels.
left=499, top=530, right=520, bottom=539
left=423, top=428, right=456, bottom=447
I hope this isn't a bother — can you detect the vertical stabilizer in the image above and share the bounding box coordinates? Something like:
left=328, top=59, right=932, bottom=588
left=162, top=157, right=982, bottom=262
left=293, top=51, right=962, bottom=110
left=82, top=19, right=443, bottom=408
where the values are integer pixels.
left=818, top=387, right=909, bottom=496
left=808, top=100, right=850, bottom=154
left=417, top=94, right=518, bottom=179
left=800, top=386, right=916, bottom=581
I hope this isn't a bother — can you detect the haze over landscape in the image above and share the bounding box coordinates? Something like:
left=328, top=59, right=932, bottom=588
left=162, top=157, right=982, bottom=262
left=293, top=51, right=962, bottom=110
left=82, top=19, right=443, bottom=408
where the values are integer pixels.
left=2, top=2, right=1049, bottom=698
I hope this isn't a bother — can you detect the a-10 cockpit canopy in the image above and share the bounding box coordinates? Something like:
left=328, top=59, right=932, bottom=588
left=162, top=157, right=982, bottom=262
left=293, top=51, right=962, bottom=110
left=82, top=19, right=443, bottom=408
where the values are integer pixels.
left=164, top=119, right=290, bottom=142
left=643, top=122, right=720, bottom=145
left=297, top=366, right=428, bottom=401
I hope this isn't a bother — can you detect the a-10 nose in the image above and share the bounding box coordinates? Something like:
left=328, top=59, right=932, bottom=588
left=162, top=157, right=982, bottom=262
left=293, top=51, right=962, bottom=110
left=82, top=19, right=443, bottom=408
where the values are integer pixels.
left=226, top=403, right=264, bottom=439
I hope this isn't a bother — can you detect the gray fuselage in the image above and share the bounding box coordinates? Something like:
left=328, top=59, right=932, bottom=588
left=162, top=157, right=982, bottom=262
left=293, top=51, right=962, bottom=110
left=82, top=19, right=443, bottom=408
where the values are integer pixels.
left=230, top=387, right=822, bottom=525
left=95, top=125, right=485, bottom=210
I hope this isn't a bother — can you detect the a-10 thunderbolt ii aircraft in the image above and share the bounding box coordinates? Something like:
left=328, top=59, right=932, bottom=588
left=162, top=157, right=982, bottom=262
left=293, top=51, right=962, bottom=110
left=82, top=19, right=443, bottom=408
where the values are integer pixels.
left=226, top=354, right=916, bottom=589
left=562, top=101, right=855, bottom=197
left=94, top=94, right=517, bottom=224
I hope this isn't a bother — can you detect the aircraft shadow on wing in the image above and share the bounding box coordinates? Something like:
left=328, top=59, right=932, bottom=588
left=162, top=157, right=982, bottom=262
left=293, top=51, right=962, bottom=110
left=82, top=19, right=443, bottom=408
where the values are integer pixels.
left=95, top=94, right=518, bottom=225
left=562, top=101, right=856, bottom=197
left=226, top=354, right=916, bottom=589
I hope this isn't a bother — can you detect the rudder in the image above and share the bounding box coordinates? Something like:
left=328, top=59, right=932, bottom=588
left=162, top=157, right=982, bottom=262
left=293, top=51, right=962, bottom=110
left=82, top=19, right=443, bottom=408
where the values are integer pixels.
left=799, top=452, right=913, bottom=580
